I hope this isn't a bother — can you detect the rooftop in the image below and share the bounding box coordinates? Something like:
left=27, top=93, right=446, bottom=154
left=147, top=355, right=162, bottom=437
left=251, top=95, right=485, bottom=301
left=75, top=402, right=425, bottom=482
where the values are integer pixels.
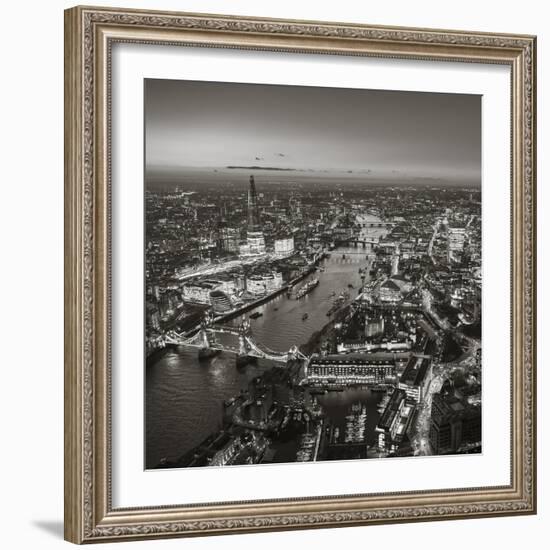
left=380, top=279, right=401, bottom=292
left=311, top=352, right=402, bottom=365
left=378, top=388, right=407, bottom=430
left=399, top=355, right=431, bottom=387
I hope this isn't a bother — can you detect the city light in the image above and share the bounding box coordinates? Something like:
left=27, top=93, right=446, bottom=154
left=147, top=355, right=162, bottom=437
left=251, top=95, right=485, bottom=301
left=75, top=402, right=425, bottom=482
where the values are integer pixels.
left=146, top=176, right=482, bottom=469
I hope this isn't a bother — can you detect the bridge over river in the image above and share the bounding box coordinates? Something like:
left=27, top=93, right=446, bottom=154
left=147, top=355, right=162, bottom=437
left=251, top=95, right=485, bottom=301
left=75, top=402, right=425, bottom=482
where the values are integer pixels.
left=164, top=318, right=306, bottom=364
left=146, top=246, right=374, bottom=468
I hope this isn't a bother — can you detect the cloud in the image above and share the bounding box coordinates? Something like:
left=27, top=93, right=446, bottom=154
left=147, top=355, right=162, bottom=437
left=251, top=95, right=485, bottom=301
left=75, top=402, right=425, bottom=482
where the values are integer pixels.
left=226, top=166, right=298, bottom=171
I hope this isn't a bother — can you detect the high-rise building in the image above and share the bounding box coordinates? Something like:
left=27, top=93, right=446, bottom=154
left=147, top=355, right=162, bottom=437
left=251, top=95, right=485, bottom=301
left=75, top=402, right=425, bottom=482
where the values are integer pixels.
left=274, top=237, right=295, bottom=257
left=243, top=175, right=266, bottom=256
left=221, top=227, right=240, bottom=253
left=247, top=175, right=261, bottom=230
left=429, top=390, right=482, bottom=454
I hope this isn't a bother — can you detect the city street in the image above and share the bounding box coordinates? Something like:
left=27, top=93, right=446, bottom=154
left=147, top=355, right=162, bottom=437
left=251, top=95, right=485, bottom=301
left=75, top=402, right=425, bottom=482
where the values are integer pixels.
left=411, top=373, right=444, bottom=456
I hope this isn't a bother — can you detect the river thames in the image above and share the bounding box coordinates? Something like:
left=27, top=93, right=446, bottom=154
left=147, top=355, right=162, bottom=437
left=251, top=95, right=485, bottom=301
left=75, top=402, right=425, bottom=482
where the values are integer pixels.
left=146, top=246, right=382, bottom=468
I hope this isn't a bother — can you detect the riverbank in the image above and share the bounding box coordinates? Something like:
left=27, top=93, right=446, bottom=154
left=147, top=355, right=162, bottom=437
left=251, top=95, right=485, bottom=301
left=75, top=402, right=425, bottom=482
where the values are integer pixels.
left=215, top=285, right=289, bottom=323
left=215, top=256, right=323, bottom=323
left=146, top=247, right=369, bottom=466
left=300, top=303, right=352, bottom=356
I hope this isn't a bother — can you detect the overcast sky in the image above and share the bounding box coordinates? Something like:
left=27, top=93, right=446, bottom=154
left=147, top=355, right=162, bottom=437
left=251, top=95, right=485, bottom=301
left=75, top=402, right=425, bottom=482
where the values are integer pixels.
left=145, top=78, right=481, bottom=186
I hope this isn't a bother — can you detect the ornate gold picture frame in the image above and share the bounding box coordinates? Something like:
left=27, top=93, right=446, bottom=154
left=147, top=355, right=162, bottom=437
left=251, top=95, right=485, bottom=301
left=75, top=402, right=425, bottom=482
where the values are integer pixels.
left=64, top=5, right=536, bottom=544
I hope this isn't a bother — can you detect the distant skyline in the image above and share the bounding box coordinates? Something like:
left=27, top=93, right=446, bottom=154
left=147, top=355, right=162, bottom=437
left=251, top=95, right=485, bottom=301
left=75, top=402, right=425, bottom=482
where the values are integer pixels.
left=145, top=79, right=481, bottom=187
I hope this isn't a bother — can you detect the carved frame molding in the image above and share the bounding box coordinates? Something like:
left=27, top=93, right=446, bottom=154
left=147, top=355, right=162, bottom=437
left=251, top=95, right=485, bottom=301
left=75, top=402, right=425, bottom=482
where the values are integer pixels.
left=64, top=6, right=536, bottom=544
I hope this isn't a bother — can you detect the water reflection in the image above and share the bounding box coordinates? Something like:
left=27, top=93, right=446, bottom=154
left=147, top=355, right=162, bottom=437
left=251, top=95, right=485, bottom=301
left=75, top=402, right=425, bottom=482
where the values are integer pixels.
left=145, top=248, right=376, bottom=468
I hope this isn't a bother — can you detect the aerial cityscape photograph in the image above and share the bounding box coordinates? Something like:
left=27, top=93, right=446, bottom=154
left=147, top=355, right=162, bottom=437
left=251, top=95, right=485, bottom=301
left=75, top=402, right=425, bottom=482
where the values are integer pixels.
left=144, top=79, right=482, bottom=470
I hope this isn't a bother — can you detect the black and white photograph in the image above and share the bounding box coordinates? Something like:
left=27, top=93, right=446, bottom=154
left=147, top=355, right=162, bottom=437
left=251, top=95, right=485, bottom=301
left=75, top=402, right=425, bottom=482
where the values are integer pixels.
left=144, top=79, right=482, bottom=470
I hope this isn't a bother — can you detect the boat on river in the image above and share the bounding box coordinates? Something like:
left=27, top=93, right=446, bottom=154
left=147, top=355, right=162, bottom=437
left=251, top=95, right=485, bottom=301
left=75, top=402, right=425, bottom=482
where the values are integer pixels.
left=295, top=278, right=319, bottom=299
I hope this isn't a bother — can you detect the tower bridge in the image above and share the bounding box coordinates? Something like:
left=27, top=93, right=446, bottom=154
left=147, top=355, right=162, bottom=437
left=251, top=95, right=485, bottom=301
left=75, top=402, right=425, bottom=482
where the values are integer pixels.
left=164, top=318, right=306, bottom=364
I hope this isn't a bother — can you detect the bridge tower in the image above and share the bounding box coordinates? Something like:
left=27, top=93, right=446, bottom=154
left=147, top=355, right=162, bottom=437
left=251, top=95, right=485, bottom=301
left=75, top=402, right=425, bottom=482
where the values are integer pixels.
left=287, top=345, right=302, bottom=363
left=236, top=319, right=256, bottom=368
left=197, top=319, right=219, bottom=361
left=199, top=323, right=210, bottom=349
left=238, top=332, right=250, bottom=356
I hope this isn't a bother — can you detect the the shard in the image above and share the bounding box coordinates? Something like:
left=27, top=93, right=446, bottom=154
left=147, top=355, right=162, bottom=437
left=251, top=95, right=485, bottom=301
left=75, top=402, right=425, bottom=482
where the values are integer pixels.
left=247, top=175, right=261, bottom=231
left=245, top=175, right=266, bottom=256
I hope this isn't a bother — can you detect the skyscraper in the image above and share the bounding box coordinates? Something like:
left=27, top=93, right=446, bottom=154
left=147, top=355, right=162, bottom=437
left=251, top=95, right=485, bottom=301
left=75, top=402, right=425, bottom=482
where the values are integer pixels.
left=247, top=175, right=261, bottom=231
left=240, top=175, right=266, bottom=256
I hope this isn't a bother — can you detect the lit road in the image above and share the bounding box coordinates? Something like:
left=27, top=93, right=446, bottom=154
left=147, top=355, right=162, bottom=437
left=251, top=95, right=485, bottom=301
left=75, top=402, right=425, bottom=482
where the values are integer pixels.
left=410, top=373, right=444, bottom=456
left=427, top=218, right=442, bottom=262
left=176, top=255, right=277, bottom=281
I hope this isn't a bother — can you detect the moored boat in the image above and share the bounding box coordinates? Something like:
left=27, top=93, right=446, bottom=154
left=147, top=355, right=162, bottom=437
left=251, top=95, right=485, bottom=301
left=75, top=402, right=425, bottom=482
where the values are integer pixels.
left=295, top=278, right=319, bottom=299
